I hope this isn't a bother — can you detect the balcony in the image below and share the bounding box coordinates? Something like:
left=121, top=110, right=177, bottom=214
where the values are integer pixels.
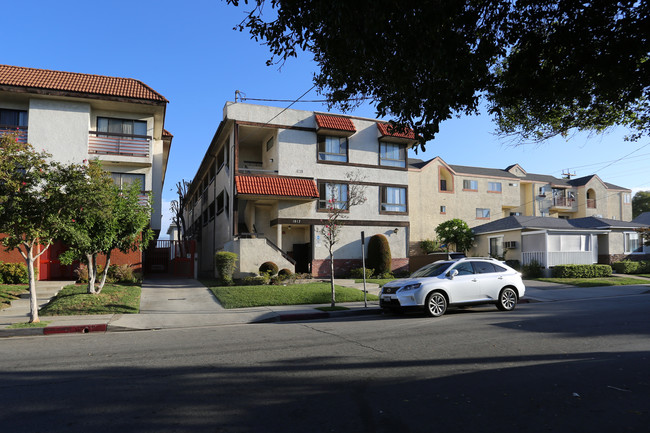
left=0, top=126, right=27, bottom=143
left=88, top=131, right=151, bottom=157
left=551, top=197, right=575, bottom=208
left=587, top=199, right=597, bottom=209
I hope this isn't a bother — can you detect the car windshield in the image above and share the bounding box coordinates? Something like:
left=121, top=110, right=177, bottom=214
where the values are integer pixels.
left=410, top=262, right=452, bottom=278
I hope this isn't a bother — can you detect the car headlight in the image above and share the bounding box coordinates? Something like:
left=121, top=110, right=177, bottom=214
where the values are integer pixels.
left=398, top=283, right=421, bottom=293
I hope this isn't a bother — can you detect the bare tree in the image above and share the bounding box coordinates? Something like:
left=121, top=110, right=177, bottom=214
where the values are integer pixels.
left=319, top=172, right=366, bottom=308
left=170, top=180, right=190, bottom=254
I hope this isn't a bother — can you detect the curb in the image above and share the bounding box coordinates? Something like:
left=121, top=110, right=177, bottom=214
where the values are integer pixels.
left=43, top=324, right=107, bottom=335
left=255, top=307, right=383, bottom=323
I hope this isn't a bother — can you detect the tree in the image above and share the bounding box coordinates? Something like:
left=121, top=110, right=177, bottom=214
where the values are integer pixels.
left=228, top=1, right=649, bottom=145
left=367, top=234, right=391, bottom=276
left=632, top=191, right=650, bottom=219
left=435, top=219, right=474, bottom=253
left=60, top=161, right=153, bottom=294
left=319, top=173, right=366, bottom=307
left=170, top=180, right=190, bottom=253
left=0, top=135, right=82, bottom=322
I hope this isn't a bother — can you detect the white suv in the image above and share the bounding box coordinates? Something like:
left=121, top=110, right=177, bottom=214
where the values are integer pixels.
left=380, top=258, right=526, bottom=317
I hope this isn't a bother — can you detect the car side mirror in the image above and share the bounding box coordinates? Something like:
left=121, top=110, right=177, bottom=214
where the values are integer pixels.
left=447, top=269, right=459, bottom=279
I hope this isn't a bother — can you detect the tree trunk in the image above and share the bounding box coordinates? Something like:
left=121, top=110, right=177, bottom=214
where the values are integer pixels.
left=329, top=247, right=336, bottom=308
left=97, top=251, right=111, bottom=294
left=87, top=253, right=97, bottom=294
left=25, top=246, right=40, bottom=323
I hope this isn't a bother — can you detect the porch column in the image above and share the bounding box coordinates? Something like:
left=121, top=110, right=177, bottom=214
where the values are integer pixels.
left=277, top=223, right=283, bottom=250
left=544, top=231, right=549, bottom=268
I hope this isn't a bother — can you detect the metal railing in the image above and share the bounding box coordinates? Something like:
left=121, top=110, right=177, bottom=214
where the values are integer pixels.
left=88, top=131, right=151, bottom=157
left=552, top=197, right=575, bottom=207
left=587, top=199, right=597, bottom=209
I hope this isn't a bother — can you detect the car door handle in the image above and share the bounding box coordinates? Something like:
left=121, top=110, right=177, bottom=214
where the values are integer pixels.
left=472, top=279, right=478, bottom=282
left=498, top=276, right=504, bottom=279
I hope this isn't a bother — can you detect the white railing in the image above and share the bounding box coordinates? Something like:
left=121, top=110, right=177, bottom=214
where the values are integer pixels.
left=88, top=131, right=151, bottom=157
left=522, top=251, right=596, bottom=268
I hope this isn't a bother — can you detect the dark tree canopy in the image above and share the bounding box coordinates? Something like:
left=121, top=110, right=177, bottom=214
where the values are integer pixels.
left=633, top=191, right=650, bottom=219
left=228, top=0, right=649, bottom=147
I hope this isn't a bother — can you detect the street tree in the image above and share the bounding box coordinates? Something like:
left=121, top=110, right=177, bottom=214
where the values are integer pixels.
left=170, top=179, right=190, bottom=253
left=632, top=191, right=650, bottom=219
left=227, top=0, right=649, bottom=146
left=60, top=161, right=153, bottom=294
left=0, top=135, right=82, bottom=322
left=435, top=219, right=474, bottom=253
left=319, top=173, right=366, bottom=307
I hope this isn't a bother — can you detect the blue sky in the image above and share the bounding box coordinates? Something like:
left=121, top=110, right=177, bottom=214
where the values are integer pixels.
left=6, top=1, right=649, bottom=237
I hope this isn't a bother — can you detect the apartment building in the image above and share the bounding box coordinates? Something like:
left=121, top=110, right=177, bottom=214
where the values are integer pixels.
left=0, top=64, right=171, bottom=279
left=408, top=156, right=632, bottom=254
left=184, top=102, right=415, bottom=277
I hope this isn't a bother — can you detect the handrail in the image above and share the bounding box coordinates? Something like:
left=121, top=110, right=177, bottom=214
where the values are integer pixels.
left=264, top=237, right=297, bottom=265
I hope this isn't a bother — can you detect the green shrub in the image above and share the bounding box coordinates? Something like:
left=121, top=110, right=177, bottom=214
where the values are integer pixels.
left=215, top=251, right=238, bottom=284
left=259, top=261, right=279, bottom=276
left=522, top=259, right=543, bottom=278
left=367, top=234, right=391, bottom=275
left=552, top=264, right=612, bottom=278
left=612, top=260, right=639, bottom=274
left=0, top=262, right=30, bottom=284
left=378, top=271, right=395, bottom=279
left=107, top=264, right=136, bottom=283
left=74, top=264, right=106, bottom=283
left=419, top=239, right=443, bottom=254
left=350, top=267, right=374, bottom=279
left=241, top=275, right=269, bottom=285
left=505, top=260, right=521, bottom=271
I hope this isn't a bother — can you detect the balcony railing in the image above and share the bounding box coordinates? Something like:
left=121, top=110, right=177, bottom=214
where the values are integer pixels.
left=88, top=131, right=151, bottom=157
left=552, top=197, right=575, bottom=208
left=0, top=126, right=28, bottom=143
left=587, top=199, right=597, bottom=209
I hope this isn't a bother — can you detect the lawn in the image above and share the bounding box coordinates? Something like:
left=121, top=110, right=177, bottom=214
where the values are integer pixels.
left=39, top=283, right=141, bottom=315
left=538, top=277, right=649, bottom=287
left=202, top=281, right=378, bottom=309
left=354, top=278, right=397, bottom=287
left=0, top=284, right=28, bottom=310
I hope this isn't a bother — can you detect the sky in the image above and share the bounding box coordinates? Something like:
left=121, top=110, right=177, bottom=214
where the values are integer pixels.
left=5, top=0, right=649, bottom=238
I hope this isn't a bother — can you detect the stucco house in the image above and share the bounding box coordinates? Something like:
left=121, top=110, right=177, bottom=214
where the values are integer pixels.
left=0, top=64, right=171, bottom=279
left=408, top=156, right=633, bottom=254
left=472, top=215, right=649, bottom=269
left=183, top=102, right=416, bottom=277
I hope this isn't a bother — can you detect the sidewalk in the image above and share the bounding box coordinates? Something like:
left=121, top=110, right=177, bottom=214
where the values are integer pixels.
left=1, top=276, right=649, bottom=337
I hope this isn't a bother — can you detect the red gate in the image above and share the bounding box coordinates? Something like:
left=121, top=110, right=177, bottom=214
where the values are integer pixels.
left=144, top=240, right=195, bottom=278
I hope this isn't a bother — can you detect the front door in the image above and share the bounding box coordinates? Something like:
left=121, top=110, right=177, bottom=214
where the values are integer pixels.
left=293, top=243, right=312, bottom=273
left=39, top=241, right=76, bottom=280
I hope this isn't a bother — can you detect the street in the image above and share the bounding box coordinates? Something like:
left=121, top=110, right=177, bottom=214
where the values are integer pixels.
left=1, top=293, right=649, bottom=433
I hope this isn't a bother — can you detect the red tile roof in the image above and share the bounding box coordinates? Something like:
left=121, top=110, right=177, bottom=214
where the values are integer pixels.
left=236, top=175, right=319, bottom=198
left=315, top=114, right=356, bottom=132
left=162, top=129, right=173, bottom=138
left=377, top=122, right=416, bottom=140
left=0, top=64, right=168, bottom=103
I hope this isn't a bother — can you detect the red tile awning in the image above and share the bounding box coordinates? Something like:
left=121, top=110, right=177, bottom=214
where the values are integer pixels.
left=315, top=114, right=356, bottom=133
left=377, top=122, right=416, bottom=140
left=235, top=175, right=319, bottom=198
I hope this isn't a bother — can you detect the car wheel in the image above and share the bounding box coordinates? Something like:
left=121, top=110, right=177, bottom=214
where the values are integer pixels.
left=425, top=291, right=447, bottom=317
left=496, top=287, right=518, bottom=311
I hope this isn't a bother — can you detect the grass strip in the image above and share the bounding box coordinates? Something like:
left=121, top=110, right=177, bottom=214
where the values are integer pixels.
left=354, top=278, right=396, bottom=287
left=0, top=285, right=28, bottom=310
left=40, top=283, right=141, bottom=316
left=538, top=277, right=649, bottom=287
left=203, top=281, right=378, bottom=309
left=7, top=321, right=50, bottom=328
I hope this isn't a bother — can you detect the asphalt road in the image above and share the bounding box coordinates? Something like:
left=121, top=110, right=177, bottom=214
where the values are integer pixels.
left=1, top=293, right=649, bottom=433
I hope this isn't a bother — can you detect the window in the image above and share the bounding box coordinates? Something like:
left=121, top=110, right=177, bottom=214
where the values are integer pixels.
left=440, top=205, right=446, bottom=214
left=624, top=193, right=631, bottom=204
left=379, top=142, right=406, bottom=167
left=476, top=208, right=490, bottom=219
left=266, top=137, right=274, bottom=151
left=489, top=237, right=504, bottom=258
left=625, top=232, right=643, bottom=253
left=209, top=163, right=216, bottom=182
left=202, top=209, right=208, bottom=226
left=440, top=179, right=447, bottom=191
left=318, top=136, right=347, bottom=162
left=111, top=173, right=145, bottom=190
left=208, top=201, right=215, bottom=220
left=217, top=191, right=225, bottom=215
left=97, top=117, right=147, bottom=136
left=453, top=262, right=475, bottom=276
left=380, top=186, right=407, bottom=213
left=473, top=261, right=498, bottom=274
left=0, top=109, right=28, bottom=127
left=510, top=212, right=522, bottom=216
left=488, top=182, right=502, bottom=193
left=463, top=179, right=478, bottom=190
left=318, top=182, right=348, bottom=210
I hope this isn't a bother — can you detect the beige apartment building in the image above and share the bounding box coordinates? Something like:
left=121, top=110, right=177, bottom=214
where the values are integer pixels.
left=408, top=157, right=632, bottom=254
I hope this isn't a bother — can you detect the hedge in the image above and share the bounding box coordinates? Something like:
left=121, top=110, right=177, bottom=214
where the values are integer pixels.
left=552, top=264, right=612, bottom=278
left=611, top=260, right=650, bottom=274
left=0, top=262, right=31, bottom=284
left=367, top=234, right=391, bottom=275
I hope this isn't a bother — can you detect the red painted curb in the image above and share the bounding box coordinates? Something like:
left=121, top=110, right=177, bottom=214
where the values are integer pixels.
left=43, top=324, right=108, bottom=335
